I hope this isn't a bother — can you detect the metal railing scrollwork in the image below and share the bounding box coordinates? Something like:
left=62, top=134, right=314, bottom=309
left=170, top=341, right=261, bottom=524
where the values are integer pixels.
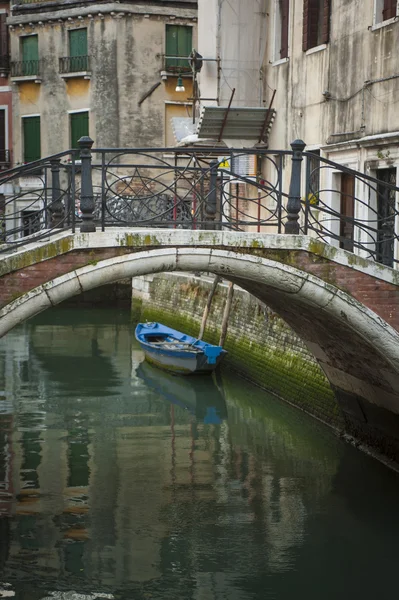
left=0, top=138, right=397, bottom=268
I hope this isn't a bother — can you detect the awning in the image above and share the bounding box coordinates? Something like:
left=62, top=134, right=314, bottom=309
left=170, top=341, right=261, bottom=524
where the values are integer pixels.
left=196, top=106, right=276, bottom=142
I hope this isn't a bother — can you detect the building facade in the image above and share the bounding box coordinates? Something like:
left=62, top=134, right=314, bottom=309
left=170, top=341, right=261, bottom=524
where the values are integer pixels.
left=0, top=1, right=11, bottom=171
left=196, top=0, right=399, bottom=266
left=7, top=0, right=197, bottom=163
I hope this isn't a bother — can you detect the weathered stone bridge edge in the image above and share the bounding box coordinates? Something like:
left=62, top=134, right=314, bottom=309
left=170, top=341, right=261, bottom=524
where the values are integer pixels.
left=1, top=228, right=398, bottom=286
left=1, top=246, right=398, bottom=372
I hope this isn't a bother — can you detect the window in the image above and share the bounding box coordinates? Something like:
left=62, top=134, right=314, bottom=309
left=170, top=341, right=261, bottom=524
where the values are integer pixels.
left=302, top=0, right=331, bottom=51
left=70, top=111, right=89, bottom=148
left=374, top=0, right=398, bottom=24
left=0, top=14, right=9, bottom=72
left=0, top=109, right=8, bottom=165
left=165, top=25, right=192, bottom=72
left=308, top=149, right=320, bottom=202
left=22, top=210, right=41, bottom=237
left=69, top=28, right=88, bottom=72
left=21, top=35, right=38, bottom=76
left=274, top=0, right=290, bottom=60
left=23, top=115, right=40, bottom=163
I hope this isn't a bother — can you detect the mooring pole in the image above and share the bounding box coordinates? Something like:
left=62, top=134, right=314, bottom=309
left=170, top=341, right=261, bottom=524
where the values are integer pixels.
left=219, top=282, right=234, bottom=347
left=198, top=276, right=221, bottom=340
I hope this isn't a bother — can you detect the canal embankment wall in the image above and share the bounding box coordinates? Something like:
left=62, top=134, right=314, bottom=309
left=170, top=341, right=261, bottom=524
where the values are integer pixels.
left=132, top=273, right=344, bottom=431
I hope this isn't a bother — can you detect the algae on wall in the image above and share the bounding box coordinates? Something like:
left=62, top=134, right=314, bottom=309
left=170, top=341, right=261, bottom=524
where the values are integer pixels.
left=133, top=273, right=343, bottom=431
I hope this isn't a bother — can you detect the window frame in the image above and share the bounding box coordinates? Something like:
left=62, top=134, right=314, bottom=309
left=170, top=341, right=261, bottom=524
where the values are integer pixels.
left=272, top=0, right=290, bottom=64
left=302, top=0, right=331, bottom=52
left=372, top=0, right=399, bottom=28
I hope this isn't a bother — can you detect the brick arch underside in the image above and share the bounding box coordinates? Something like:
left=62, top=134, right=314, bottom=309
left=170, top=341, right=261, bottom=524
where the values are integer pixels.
left=2, top=247, right=399, bottom=462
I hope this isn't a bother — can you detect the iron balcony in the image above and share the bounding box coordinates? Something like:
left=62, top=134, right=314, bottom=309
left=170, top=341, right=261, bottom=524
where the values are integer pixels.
left=59, top=56, right=90, bottom=74
left=10, top=60, right=40, bottom=78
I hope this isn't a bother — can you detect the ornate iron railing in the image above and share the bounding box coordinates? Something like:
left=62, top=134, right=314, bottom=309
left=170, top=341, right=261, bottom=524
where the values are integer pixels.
left=90, top=147, right=287, bottom=233
left=0, top=151, right=78, bottom=253
left=59, top=55, right=90, bottom=74
left=302, top=151, right=399, bottom=267
left=10, top=60, right=41, bottom=78
left=0, top=138, right=397, bottom=267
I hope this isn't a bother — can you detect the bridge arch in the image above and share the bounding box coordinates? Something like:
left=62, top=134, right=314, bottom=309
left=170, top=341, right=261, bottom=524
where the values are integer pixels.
left=2, top=247, right=399, bottom=461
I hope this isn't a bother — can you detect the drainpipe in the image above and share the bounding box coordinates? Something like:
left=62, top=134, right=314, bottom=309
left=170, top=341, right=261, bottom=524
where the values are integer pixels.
left=216, top=0, right=222, bottom=106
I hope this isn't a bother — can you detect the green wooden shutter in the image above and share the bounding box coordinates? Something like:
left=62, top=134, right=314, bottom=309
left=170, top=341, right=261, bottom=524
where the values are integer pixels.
left=165, top=25, right=192, bottom=71
left=70, top=111, right=89, bottom=148
left=23, top=116, right=41, bottom=163
left=69, top=29, right=88, bottom=71
left=21, top=35, right=38, bottom=76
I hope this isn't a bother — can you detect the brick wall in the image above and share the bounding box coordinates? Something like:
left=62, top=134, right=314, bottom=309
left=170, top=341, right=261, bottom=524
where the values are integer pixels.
left=134, top=273, right=343, bottom=430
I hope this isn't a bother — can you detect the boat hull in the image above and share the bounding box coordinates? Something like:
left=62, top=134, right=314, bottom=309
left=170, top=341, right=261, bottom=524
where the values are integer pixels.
left=142, top=346, right=225, bottom=375
left=134, top=322, right=226, bottom=376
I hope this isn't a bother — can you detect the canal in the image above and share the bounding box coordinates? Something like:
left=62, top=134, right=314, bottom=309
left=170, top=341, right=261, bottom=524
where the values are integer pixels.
left=0, top=307, right=398, bottom=600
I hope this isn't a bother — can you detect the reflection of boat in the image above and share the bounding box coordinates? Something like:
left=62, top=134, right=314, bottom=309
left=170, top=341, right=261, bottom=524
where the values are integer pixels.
left=135, top=322, right=226, bottom=375
left=136, top=361, right=228, bottom=424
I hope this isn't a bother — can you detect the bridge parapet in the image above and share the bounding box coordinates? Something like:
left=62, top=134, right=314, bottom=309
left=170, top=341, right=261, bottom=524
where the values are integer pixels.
left=0, top=139, right=398, bottom=268
left=0, top=229, right=398, bottom=332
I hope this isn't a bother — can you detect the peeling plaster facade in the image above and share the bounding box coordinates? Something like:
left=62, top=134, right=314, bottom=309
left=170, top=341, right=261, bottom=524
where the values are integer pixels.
left=197, top=0, right=399, bottom=263
left=7, top=0, right=197, bottom=159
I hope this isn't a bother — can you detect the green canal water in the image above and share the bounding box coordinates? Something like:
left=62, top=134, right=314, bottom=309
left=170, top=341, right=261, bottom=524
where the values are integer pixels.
left=0, top=308, right=398, bottom=600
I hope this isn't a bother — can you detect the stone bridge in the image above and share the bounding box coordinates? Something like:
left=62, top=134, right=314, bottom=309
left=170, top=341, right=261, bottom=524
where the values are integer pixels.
left=1, top=228, right=399, bottom=463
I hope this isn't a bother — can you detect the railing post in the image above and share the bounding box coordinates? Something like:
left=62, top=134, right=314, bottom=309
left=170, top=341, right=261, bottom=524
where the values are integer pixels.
left=205, top=160, right=218, bottom=230
left=50, top=158, right=63, bottom=229
left=285, top=139, right=306, bottom=234
left=78, top=136, right=95, bottom=233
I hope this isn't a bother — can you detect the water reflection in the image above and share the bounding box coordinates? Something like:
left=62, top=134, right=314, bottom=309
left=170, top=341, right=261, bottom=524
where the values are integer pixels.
left=0, top=309, right=398, bottom=600
left=136, top=361, right=228, bottom=425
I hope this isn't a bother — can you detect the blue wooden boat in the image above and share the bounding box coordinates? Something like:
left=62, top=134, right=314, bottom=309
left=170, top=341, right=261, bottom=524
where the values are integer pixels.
left=134, top=322, right=227, bottom=375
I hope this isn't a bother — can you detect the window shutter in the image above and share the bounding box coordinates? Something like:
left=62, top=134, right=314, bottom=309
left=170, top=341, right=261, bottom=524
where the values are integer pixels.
left=166, top=25, right=178, bottom=70
left=21, top=35, right=38, bottom=62
left=383, top=0, right=397, bottom=20
left=303, top=0, right=318, bottom=51
left=321, top=0, right=331, bottom=44
left=166, top=25, right=191, bottom=70
left=69, top=29, right=87, bottom=57
left=177, top=26, right=192, bottom=61
left=280, top=0, right=289, bottom=59
left=0, top=14, right=9, bottom=61
left=307, top=0, right=319, bottom=48
left=70, top=112, right=89, bottom=148
left=23, top=116, right=41, bottom=163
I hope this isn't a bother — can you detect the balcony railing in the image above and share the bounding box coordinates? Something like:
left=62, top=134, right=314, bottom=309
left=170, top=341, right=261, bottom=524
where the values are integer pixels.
left=162, top=55, right=192, bottom=74
left=59, top=55, right=90, bottom=74
left=10, top=60, right=40, bottom=78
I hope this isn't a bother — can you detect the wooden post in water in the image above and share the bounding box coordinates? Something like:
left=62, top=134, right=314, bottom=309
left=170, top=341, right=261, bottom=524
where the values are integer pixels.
left=198, top=276, right=221, bottom=340
left=219, top=282, right=234, bottom=347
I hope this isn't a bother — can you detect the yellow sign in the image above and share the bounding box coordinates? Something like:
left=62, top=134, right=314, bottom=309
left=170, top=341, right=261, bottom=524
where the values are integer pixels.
left=218, top=157, right=230, bottom=169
